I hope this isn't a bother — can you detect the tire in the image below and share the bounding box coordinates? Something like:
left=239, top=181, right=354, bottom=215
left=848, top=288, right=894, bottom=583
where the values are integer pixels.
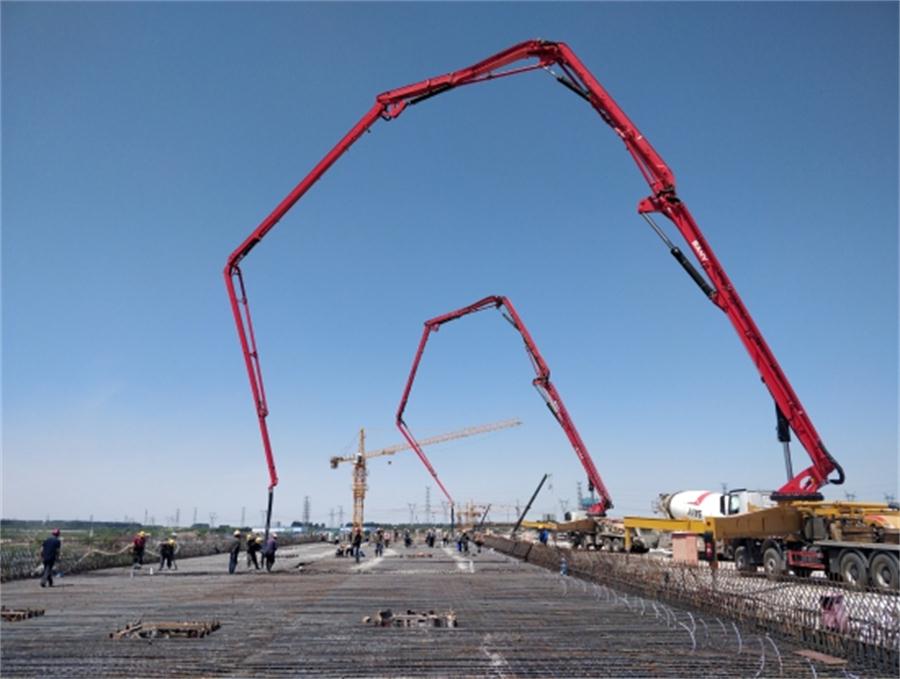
left=763, top=547, right=784, bottom=579
left=838, top=551, right=869, bottom=589
left=734, top=546, right=754, bottom=573
left=869, top=553, right=898, bottom=592
left=612, top=538, right=624, bottom=553
left=601, top=537, right=612, bottom=552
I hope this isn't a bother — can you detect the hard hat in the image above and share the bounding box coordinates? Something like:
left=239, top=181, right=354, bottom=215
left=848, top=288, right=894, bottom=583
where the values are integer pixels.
left=139, top=531, right=146, bottom=537
left=271, top=533, right=278, bottom=539
left=233, top=530, right=241, bottom=536
left=52, top=528, right=60, bottom=536
left=171, top=532, right=177, bottom=538
left=167, top=538, right=175, bottom=545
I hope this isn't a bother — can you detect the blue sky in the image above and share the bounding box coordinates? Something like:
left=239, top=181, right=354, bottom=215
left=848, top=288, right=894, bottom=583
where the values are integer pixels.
left=3, top=2, right=897, bottom=526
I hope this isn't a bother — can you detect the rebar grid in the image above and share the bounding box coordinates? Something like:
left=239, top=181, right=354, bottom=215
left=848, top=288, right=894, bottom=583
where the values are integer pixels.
left=485, top=535, right=899, bottom=676
left=3, top=541, right=886, bottom=677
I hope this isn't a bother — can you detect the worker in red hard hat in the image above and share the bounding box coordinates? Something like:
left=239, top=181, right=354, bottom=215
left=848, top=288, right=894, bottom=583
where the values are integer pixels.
left=40, top=529, right=62, bottom=587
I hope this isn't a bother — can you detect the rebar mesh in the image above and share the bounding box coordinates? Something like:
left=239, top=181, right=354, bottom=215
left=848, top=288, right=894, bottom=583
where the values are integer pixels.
left=2, top=540, right=894, bottom=676
left=485, top=535, right=899, bottom=674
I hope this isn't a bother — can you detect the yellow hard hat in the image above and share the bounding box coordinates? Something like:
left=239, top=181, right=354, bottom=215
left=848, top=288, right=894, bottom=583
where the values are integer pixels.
left=167, top=538, right=175, bottom=545
left=139, top=531, right=147, bottom=537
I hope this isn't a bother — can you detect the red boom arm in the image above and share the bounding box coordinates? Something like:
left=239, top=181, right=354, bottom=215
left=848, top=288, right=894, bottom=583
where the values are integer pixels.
left=395, top=295, right=614, bottom=516
left=225, top=39, right=842, bottom=498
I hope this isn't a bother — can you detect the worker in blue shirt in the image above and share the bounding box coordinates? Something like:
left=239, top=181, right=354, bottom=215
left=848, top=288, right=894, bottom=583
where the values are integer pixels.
left=40, top=528, right=62, bottom=587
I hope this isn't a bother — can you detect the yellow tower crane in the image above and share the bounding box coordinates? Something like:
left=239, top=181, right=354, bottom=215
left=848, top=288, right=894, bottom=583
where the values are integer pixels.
left=329, top=418, right=521, bottom=532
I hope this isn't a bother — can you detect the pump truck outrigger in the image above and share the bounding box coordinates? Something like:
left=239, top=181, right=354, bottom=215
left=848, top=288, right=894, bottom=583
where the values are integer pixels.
left=224, top=39, right=844, bottom=539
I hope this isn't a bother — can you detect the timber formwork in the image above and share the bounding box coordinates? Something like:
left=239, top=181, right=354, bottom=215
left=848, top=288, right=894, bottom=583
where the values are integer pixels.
left=0, top=541, right=879, bottom=677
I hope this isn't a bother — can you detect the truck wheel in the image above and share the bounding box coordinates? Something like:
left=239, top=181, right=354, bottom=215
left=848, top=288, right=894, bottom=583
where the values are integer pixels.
left=763, top=547, right=784, bottom=579
left=869, top=553, right=898, bottom=592
left=838, top=551, right=868, bottom=589
left=734, top=546, right=754, bottom=573
left=612, top=538, right=624, bottom=553
left=601, top=538, right=612, bottom=552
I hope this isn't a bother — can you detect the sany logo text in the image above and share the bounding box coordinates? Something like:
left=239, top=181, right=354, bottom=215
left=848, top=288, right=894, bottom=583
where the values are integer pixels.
left=691, top=239, right=709, bottom=263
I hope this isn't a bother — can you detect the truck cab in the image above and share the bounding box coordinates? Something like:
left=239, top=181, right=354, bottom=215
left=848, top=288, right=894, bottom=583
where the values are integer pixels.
left=719, top=489, right=776, bottom=516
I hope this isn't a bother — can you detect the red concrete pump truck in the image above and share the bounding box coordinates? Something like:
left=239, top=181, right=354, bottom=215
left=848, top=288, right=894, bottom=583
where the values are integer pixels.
left=225, top=39, right=845, bottom=541
left=394, top=295, right=614, bottom=531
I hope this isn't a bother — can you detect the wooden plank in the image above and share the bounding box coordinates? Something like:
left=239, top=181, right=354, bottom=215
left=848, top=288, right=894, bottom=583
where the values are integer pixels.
left=794, top=649, right=848, bottom=666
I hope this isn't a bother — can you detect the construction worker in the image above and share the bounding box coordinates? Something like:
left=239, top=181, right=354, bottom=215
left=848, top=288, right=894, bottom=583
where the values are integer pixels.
left=352, top=528, right=363, bottom=563
left=246, top=534, right=261, bottom=570
left=373, top=528, right=384, bottom=557
left=132, top=530, right=147, bottom=569
left=262, top=533, right=278, bottom=572
left=40, top=528, right=61, bottom=587
left=228, top=530, right=242, bottom=574
left=474, top=531, right=484, bottom=554
left=159, top=534, right=177, bottom=570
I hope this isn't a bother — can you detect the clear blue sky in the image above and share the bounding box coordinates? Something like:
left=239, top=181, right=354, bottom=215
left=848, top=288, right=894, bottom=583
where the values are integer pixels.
left=3, top=2, right=897, bottom=526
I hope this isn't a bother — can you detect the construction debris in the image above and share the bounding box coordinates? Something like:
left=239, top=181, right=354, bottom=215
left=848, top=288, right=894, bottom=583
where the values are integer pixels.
left=1, top=607, right=45, bottom=622
left=110, top=620, right=221, bottom=640
left=363, top=609, right=457, bottom=628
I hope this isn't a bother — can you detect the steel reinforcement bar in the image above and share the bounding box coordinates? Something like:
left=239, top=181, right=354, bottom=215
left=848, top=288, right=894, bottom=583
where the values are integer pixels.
left=484, top=535, right=899, bottom=674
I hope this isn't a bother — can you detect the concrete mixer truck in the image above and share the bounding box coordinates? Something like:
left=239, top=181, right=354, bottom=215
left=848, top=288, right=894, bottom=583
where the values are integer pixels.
left=656, top=489, right=775, bottom=522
